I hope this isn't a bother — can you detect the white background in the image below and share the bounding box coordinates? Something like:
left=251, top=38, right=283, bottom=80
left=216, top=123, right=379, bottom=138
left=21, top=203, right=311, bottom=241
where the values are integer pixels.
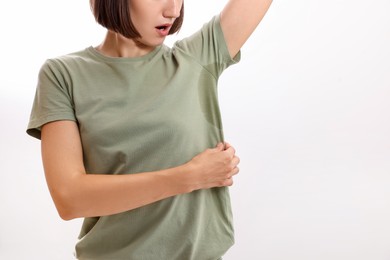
left=1, top=0, right=390, bottom=259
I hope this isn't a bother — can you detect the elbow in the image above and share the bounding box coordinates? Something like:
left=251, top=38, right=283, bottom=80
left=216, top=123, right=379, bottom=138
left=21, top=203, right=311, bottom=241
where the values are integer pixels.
left=58, top=211, right=75, bottom=221
left=51, top=188, right=80, bottom=221
left=57, top=206, right=77, bottom=221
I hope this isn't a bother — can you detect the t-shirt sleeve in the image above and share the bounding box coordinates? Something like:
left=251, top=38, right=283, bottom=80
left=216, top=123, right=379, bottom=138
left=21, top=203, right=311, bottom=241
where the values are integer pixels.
left=26, top=59, right=76, bottom=140
left=174, top=14, right=241, bottom=79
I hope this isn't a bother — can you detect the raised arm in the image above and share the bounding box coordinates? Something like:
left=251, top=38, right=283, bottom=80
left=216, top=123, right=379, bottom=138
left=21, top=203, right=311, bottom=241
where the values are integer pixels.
left=220, top=0, right=273, bottom=58
left=41, top=121, right=239, bottom=220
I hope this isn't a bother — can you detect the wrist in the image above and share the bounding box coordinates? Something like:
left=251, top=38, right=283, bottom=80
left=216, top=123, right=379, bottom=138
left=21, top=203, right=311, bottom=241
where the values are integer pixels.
left=166, top=162, right=197, bottom=194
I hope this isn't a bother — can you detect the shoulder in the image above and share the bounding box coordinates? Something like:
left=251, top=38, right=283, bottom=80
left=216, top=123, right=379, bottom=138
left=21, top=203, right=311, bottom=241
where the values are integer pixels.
left=39, top=48, right=96, bottom=80
left=170, top=14, right=239, bottom=71
left=170, top=15, right=227, bottom=62
left=173, top=15, right=221, bottom=48
left=42, top=48, right=93, bottom=70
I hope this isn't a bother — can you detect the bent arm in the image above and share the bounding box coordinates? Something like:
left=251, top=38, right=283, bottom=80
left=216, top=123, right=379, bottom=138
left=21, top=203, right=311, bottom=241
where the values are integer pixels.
left=41, top=121, right=239, bottom=220
left=220, top=0, right=273, bottom=58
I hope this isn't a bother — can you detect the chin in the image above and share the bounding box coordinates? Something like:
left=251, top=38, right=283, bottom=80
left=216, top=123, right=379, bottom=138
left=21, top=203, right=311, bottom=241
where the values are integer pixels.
left=149, top=39, right=166, bottom=47
left=136, top=37, right=166, bottom=48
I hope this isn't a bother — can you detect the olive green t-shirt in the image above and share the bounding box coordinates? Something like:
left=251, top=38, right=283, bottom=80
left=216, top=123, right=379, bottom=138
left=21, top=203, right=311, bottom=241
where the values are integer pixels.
left=27, top=15, right=240, bottom=260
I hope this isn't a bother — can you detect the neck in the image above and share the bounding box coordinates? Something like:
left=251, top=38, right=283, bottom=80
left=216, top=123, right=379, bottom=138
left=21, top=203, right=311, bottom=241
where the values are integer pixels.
left=95, top=31, right=156, bottom=58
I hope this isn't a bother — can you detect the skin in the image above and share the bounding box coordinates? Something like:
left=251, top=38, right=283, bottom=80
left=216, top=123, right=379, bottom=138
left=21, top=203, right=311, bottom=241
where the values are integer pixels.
left=96, top=0, right=183, bottom=58
left=42, top=121, right=239, bottom=220
left=41, top=0, right=273, bottom=220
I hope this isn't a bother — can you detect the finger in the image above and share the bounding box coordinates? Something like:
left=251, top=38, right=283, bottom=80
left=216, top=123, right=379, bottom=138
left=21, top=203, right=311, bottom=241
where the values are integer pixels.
left=224, top=142, right=232, bottom=150
left=231, top=167, right=239, bottom=176
left=221, top=178, right=233, bottom=187
left=224, top=146, right=236, bottom=158
left=232, top=156, right=240, bottom=166
left=215, top=142, right=225, bottom=151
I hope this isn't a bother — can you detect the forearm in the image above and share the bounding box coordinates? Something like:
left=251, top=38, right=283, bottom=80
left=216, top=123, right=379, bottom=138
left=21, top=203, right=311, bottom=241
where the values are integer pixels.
left=41, top=121, right=238, bottom=221
left=53, top=164, right=191, bottom=220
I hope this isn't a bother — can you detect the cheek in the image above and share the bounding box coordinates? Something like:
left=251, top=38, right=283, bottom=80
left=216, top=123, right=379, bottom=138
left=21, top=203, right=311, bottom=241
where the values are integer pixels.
left=177, top=0, right=184, bottom=10
left=131, top=12, right=152, bottom=30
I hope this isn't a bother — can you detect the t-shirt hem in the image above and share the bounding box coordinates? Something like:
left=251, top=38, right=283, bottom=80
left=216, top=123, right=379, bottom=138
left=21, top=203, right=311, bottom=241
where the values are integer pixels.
left=27, top=113, right=77, bottom=140
left=215, top=14, right=242, bottom=65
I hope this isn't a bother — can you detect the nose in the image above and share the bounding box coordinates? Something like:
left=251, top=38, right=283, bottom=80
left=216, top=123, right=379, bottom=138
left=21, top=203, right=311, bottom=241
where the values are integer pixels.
left=163, top=0, right=182, bottom=19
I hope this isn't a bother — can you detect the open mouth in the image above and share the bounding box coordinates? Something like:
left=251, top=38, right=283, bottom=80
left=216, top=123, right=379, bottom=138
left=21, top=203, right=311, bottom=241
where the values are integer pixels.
left=156, top=25, right=168, bottom=31
left=155, top=24, right=172, bottom=36
left=155, top=24, right=172, bottom=31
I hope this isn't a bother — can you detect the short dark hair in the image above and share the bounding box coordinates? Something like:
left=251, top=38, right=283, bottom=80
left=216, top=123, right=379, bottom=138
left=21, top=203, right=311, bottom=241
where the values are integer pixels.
left=90, top=0, right=184, bottom=39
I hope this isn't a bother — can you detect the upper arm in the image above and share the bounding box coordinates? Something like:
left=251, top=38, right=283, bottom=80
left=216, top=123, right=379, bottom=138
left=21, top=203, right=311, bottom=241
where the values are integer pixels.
left=220, top=0, right=273, bottom=58
left=41, top=120, right=86, bottom=210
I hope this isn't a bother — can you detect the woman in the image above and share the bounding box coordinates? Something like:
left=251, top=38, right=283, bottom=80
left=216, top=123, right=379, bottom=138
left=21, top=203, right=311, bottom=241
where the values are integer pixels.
left=27, top=0, right=273, bottom=259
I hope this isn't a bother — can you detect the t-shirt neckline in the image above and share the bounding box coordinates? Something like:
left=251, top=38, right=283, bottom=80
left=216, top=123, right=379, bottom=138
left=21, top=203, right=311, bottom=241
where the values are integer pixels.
left=86, top=45, right=163, bottom=63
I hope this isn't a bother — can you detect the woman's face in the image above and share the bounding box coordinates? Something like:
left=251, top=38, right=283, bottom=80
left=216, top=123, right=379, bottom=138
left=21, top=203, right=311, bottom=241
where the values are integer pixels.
left=130, top=0, right=183, bottom=47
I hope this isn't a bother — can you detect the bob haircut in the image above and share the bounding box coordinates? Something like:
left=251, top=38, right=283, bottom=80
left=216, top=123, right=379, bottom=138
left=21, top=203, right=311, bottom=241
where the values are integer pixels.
left=90, top=0, right=184, bottom=39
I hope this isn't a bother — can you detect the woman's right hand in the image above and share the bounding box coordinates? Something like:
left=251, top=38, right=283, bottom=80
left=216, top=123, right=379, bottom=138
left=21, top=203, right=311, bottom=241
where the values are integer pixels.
left=185, top=142, right=240, bottom=191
